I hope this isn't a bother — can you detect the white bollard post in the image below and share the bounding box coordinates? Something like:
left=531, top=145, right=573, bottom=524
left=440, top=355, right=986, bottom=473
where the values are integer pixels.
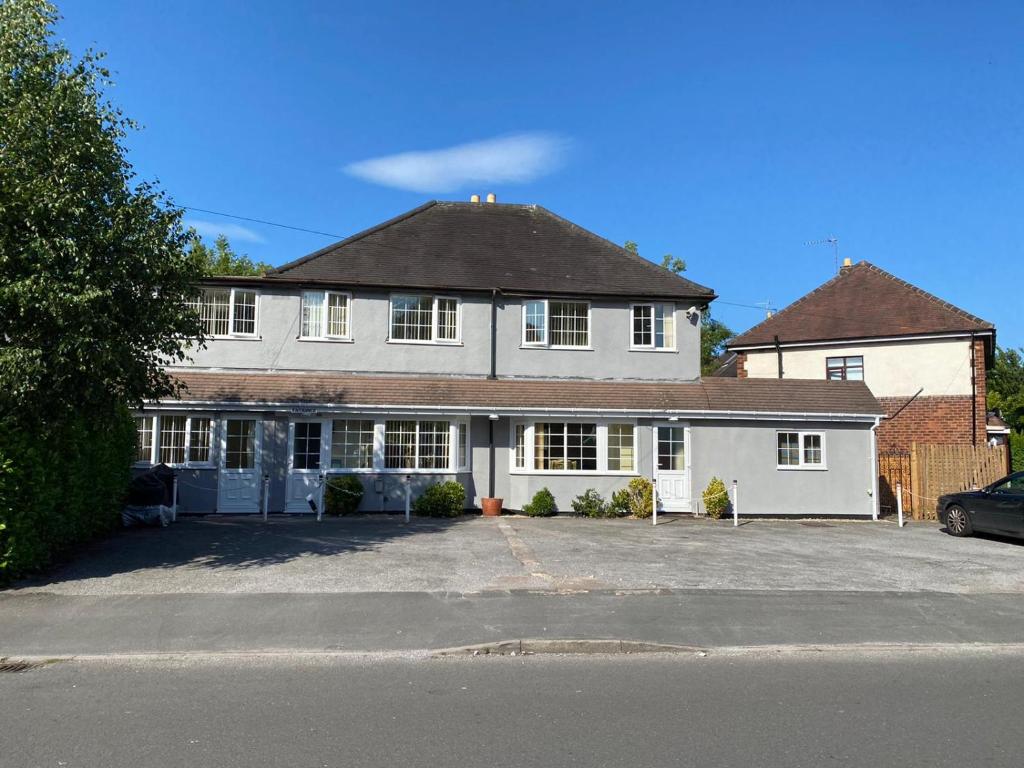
left=172, top=476, right=178, bottom=523
left=732, top=479, right=738, bottom=527
left=404, top=477, right=412, bottom=524
left=262, top=475, right=269, bottom=522
left=651, top=479, right=658, bottom=526
left=896, top=482, right=904, bottom=528
left=317, top=474, right=324, bottom=522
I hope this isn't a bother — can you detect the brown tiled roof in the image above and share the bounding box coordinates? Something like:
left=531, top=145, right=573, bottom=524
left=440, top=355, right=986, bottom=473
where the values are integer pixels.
left=161, top=370, right=882, bottom=417
left=266, top=201, right=715, bottom=301
left=729, top=261, right=993, bottom=348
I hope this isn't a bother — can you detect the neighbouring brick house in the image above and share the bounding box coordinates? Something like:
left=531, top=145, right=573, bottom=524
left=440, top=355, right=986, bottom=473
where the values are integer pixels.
left=720, top=259, right=996, bottom=453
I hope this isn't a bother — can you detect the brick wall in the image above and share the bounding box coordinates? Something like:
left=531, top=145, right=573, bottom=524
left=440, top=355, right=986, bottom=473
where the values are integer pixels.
left=878, top=339, right=988, bottom=453
left=735, top=352, right=747, bottom=379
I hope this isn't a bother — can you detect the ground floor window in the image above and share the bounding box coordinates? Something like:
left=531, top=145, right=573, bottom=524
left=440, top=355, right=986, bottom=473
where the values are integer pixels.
left=777, top=431, right=826, bottom=469
left=286, top=416, right=471, bottom=473
left=512, top=420, right=637, bottom=474
left=134, top=414, right=214, bottom=467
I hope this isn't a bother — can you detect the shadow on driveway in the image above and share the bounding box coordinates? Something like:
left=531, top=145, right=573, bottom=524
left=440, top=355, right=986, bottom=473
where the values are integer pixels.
left=8, top=514, right=472, bottom=592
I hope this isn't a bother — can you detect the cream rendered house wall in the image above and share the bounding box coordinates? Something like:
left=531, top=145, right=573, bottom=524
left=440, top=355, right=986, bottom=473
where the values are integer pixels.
left=742, top=337, right=973, bottom=398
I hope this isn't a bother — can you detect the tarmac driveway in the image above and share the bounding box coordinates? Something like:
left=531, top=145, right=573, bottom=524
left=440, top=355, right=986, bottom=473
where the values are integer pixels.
left=8, top=514, right=1024, bottom=596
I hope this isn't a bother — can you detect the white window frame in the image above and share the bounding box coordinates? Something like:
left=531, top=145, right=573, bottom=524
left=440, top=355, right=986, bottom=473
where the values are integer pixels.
left=776, top=430, right=827, bottom=470
left=630, top=303, right=677, bottom=351
left=509, top=419, right=638, bottom=475
left=193, top=286, right=260, bottom=339
left=387, top=294, right=462, bottom=345
left=135, top=415, right=157, bottom=465
left=134, top=414, right=216, bottom=468
left=299, top=290, right=352, bottom=341
left=293, top=416, right=471, bottom=474
left=521, top=298, right=592, bottom=349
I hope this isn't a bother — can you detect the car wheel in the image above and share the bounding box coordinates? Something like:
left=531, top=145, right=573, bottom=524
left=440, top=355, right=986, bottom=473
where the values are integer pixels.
left=946, top=504, right=973, bottom=537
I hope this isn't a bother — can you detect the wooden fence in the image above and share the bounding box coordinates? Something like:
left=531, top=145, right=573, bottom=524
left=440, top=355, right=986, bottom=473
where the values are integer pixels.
left=908, top=442, right=1009, bottom=520
left=878, top=450, right=913, bottom=516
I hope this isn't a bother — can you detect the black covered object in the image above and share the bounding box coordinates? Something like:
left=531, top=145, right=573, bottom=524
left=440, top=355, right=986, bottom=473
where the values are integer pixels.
left=127, top=464, right=175, bottom=506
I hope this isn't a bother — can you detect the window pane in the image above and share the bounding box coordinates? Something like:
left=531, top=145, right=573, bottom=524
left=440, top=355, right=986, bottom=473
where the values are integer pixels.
left=159, top=415, right=187, bottom=465
left=457, top=423, right=468, bottom=469
left=437, top=298, right=458, bottom=341
left=327, top=293, right=349, bottom=337
left=549, top=302, right=589, bottom=347
left=197, top=288, right=230, bottom=336
left=777, top=432, right=800, bottom=466
left=391, top=295, right=433, bottom=341
left=524, top=300, right=546, bottom=344
left=566, top=423, right=597, bottom=470
left=845, top=356, right=864, bottom=381
left=514, top=424, right=526, bottom=469
left=135, top=416, right=154, bottom=463
left=534, top=422, right=566, bottom=470
left=658, top=426, right=686, bottom=471
left=633, top=305, right=653, bottom=347
left=232, top=290, right=257, bottom=335
left=301, top=291, right=325, bottom=337
left=417, top=421, right=451, bottom=469
left=225, top=419, right=256, bottom=469
left=802, top=434, right=823, bottom=465
left=385, top=420, right=417, bottom=469
left=655, top=305, right=675, bottom=349
left=331, top=419, right=374, bottom=469
left=189, top=418, right=211, bottom=463
left=607, top=424, right=635, bottom=472
left=293, top=422, right=322, bottom=470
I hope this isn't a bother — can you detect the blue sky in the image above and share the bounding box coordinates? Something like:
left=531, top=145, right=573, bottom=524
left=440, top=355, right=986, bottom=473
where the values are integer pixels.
left=58, top=1, right=1023, bottom=346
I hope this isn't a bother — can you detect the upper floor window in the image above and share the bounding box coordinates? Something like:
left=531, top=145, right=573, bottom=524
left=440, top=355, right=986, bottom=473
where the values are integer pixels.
left=777, top=431, right=826, bottom=469
left=826, top=355, right=864, bottom=381
left=390, top=295, right=460, bottom=343
left=522, top=299, right=590, bottom=348
left=191, top=287, right=258, bottom=337
left=301, top=291, right=351, bottom=340
left=631, top=304, right=675, bottom=350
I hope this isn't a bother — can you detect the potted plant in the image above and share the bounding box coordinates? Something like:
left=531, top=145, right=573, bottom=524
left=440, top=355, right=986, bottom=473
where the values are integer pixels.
left=481, top=497, right=503, bottom=516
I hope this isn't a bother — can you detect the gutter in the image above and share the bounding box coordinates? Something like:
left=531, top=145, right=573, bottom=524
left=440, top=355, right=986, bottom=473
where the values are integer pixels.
left=730, top=330, right=996, bottom=352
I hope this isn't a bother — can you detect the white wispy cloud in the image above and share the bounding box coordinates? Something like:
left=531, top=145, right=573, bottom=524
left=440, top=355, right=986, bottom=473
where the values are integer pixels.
left=186, top=219, right=266, bottom=244
left=343, top=132, right=572, bottom=193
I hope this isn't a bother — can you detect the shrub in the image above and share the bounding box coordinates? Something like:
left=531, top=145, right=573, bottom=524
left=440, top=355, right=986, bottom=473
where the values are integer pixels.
left=1012, top=432, right=1024, bottom=473
left=622, top=477, right=654, bottom=519
left=0, top=406, right=135, bottom=583
left=571, top=489, right=611, bottom=518
left=522, top=487, right=557, bottom=517
left=609, top=488, right=632, bottom=518
left=324, top=475, right=365, bottom=516
left=702, top=476, right=730, bottom=519
left=412, top=481, right=466, bottom=518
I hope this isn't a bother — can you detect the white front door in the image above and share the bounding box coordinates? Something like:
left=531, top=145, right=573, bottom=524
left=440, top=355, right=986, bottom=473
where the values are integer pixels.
left=285, top=419, right=327, bottom=513
left=217, top=417, right=262, bottom=513
left=654, top=423, right=691, bottom=512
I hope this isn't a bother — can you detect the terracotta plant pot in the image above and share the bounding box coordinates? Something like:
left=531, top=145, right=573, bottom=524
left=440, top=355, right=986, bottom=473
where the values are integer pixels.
left=481, top=497, right=504, bottom=517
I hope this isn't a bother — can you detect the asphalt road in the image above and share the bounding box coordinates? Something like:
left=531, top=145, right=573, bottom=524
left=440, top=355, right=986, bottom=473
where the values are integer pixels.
left=3, top=651, right=1021, bottom=768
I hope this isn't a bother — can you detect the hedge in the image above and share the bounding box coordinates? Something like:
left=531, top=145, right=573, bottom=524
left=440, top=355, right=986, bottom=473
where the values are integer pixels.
left=0, top=405, right=135, bottom=582
left=1012, top=432, right=1024, bottom=473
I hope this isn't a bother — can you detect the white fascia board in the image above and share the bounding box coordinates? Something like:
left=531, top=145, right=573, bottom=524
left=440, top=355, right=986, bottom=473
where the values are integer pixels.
left=730, top=330, right=994, bottom=352
left=145, top=399, right=882, bottom=423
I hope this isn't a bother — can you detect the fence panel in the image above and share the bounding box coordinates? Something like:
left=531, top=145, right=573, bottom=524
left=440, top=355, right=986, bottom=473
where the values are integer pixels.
left=878, top=451, right=913, bottom=517
left=911, top=443, right=1010, bottom=520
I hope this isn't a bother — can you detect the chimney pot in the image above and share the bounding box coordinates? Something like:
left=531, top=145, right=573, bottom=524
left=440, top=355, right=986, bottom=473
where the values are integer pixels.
left=486, top=192, right=496, bottom=204
left=470, top=194, right=480, bottom=203
left=840, top=256, right=853, bottom=275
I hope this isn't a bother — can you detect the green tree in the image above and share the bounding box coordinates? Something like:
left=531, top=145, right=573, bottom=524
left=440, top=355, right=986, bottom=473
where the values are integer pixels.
left=988, top=346, right=1024, bottom=434
left=624, top=241, right=731, bottom=374
left=624, top=240, right=686, bottom=275
left=1, top=0, right=206, bottom=416
left=191, top=233, right=271, bottom=276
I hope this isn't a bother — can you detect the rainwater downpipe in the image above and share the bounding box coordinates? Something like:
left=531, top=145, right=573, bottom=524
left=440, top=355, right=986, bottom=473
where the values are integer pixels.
left=774, top=335, right=784, bottom=378
left=970, top=332, right=977, bottom=445
left=487, top=288, right=501, bottom=499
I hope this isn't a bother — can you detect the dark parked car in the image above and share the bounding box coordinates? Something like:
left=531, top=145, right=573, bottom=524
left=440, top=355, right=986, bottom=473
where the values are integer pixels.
left=938, top=471, right=1024, bottom=538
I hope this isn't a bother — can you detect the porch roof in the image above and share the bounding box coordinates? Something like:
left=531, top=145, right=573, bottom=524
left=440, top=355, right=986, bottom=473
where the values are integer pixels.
left=157, top=370, right=884, bottom=421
